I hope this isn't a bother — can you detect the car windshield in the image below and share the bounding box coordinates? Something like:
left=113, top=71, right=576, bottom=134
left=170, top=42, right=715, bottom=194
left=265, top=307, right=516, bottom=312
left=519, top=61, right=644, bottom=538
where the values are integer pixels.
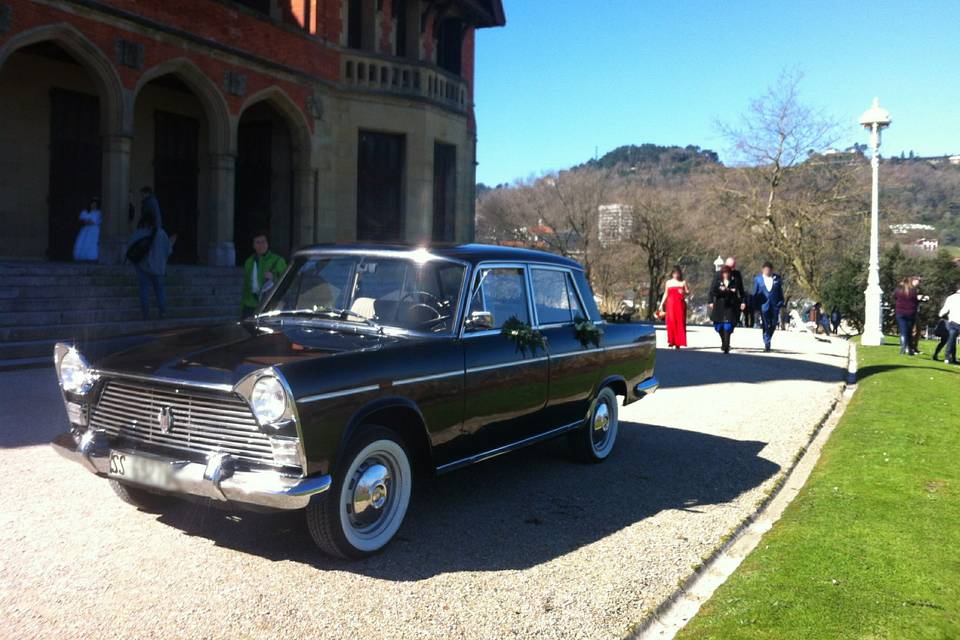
left=259, top=253, right=466, bottom=334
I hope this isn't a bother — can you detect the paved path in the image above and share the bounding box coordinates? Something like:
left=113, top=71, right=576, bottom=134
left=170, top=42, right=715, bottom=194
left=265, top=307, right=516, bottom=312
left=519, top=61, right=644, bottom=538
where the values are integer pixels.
left=0, top=326, right=847, bottom=639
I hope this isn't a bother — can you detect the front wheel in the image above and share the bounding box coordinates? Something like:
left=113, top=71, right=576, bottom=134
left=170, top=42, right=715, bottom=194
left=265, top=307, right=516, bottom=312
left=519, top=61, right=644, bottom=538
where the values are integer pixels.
left=306, top=426, right=413, bottom=559
left=569, top=387, right=619, bottom=463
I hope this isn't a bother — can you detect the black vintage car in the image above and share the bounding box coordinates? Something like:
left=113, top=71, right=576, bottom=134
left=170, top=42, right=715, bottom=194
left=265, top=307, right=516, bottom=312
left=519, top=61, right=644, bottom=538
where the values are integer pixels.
left=52, top=244, right=658, bottom=558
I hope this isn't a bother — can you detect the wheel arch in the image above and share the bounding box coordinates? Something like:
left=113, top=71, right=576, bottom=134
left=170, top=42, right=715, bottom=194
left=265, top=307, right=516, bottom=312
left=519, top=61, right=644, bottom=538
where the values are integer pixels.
left=595, top=375, right=627, bottom=400
left=335, top=397, right=435, bottom=476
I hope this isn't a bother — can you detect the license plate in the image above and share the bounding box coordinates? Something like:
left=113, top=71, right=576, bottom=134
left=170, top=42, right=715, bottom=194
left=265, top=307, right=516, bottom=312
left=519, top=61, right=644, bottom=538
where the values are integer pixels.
left=107, top=450, right=175, bottom=490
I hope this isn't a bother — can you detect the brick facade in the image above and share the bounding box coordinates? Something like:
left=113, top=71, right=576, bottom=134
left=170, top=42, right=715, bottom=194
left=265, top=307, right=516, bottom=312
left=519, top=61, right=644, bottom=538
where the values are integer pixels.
left=0, top=0, right=504, bottom=264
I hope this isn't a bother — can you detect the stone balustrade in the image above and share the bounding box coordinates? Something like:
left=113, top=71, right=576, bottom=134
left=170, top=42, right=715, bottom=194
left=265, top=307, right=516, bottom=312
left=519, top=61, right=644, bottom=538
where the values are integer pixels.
left=341, top=52, right=468, bottom=113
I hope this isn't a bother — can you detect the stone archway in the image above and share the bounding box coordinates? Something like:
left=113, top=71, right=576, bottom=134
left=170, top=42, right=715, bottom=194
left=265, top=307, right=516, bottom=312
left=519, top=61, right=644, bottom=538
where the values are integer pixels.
left=130, top=59, right=232, bottom=264
left=0, top=24, right=125, bottom=260
left=235, top=87, right=314, bottom=262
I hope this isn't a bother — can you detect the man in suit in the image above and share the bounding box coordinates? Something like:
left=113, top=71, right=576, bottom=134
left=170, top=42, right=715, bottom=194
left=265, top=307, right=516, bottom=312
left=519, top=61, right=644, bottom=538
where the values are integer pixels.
left=752, top=261, right=785, bottom=352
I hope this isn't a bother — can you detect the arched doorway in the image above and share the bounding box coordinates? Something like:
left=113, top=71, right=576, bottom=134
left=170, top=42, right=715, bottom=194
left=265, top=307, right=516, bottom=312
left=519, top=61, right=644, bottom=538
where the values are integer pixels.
left=234, top=96, right=308, bottom=263
left=131, top=63, right=228, bottom=264
left=0, top=41, right=105, bottom=260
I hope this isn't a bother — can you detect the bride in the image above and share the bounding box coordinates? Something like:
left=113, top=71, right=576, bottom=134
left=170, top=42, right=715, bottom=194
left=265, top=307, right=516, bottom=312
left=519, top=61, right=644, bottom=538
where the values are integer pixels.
left=72, top=197, right=102, bottom=262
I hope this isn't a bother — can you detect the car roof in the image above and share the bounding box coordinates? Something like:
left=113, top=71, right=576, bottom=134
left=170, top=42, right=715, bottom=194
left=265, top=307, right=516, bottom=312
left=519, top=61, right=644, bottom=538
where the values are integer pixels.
left=295, top=242, right=584, bottom=270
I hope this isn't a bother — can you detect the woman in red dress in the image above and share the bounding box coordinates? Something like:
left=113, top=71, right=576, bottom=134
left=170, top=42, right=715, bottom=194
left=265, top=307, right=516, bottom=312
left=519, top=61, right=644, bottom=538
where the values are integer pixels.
left=657, top=266, right=689, bottom=348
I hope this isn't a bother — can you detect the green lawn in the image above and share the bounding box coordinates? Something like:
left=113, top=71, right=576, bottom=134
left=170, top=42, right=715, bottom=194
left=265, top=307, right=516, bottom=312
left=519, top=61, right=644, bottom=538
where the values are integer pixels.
left=678, top=337, right=960, bottom=640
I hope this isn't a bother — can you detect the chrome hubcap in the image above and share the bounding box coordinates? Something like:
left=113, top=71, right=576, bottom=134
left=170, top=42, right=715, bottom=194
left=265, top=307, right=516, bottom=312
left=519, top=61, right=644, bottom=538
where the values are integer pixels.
left=349, top=462, right=392, bottom=529
left=593, top=402, right=611, bottom=433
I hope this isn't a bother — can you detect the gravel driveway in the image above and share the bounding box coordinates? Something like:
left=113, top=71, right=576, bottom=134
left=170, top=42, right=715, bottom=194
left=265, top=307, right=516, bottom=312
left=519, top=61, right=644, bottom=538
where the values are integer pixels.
left=0, top=326, right=847, bottom=639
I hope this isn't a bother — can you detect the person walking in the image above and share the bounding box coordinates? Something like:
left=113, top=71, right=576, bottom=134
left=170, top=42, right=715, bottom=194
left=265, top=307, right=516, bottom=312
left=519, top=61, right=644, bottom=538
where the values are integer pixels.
left=931, top=318, right=950, bottom=362
left=72, top=197, right=102, bottom=262
left=752, top=261, right=785, bottom=352
left=709, top=264, right=742, bottom=354
left=657, top=265, right=689, bottom=349
left=711, top=257, right=747, bottom=324
left=127, top=210, right=175, bottom=320
left=830, top=308, right=842, bottom=335
left=893, top=277, right=919, bottom=355
left=139, top=186, right=162, bottom=230
left=937, top=285, right=960, bottom=365
left=241, top=231, right=288, bottom=318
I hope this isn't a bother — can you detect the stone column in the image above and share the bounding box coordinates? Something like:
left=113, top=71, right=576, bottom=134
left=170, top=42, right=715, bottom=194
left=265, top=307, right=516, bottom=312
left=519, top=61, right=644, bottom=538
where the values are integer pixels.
left=99, top=133, right=133, bottom=264
left=207, top=152, right=236, bottom=266
left=405, top=120, right=433, bottom=243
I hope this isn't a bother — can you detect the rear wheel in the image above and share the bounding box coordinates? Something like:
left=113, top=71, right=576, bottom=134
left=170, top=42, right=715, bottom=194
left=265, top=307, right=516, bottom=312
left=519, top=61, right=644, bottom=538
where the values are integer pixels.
left=306, top=426, right=412, bottom=559
left=569, top=387, right=619, bottom=463
left=109, top=479, right=176, bottom=512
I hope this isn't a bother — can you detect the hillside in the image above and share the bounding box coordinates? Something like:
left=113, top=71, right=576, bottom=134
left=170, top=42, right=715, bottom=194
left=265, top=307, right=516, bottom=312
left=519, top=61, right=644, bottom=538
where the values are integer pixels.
left=578, top=143, right=721, bottom=175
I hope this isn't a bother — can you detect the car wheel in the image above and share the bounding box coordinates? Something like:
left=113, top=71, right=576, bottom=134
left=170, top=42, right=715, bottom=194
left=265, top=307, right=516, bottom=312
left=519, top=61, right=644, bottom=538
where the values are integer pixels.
left=109, top=479, right=176, bottom=512
left=570, top=387, right=619, bottom=463
left=306, top=426, right=412, bottom=559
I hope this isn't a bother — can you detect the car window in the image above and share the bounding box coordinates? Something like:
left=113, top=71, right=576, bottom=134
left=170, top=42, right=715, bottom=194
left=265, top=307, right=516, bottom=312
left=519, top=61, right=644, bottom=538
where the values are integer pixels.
left=531, top=269, right=587, bottom=325
left=467, top=267, right=529, bottom=330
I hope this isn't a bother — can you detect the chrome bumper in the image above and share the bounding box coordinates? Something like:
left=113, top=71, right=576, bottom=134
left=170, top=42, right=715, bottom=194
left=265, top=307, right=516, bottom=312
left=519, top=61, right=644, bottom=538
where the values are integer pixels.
left=634, top=376, right=660, bottom=398
left=51, top=430, right=331, bottom=511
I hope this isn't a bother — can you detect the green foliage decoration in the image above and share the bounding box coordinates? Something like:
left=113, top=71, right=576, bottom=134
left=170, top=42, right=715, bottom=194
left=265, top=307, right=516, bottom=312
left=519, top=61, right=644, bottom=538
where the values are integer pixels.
left=501, top=316, right=547, bottom=355
left=573, top=315, right=603, bottom=348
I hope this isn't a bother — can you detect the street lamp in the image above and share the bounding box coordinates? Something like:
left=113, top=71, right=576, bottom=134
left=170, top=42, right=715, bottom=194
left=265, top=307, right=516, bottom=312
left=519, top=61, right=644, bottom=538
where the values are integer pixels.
left=714, top=255, right=724, bottom=272
left=859, top=98, right=892, bottom=346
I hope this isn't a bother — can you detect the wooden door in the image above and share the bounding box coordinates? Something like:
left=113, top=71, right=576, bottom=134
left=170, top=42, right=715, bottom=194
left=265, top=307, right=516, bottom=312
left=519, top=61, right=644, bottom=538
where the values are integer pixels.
left=48, top=89, right=101, bottom=261
left=357, top=131, right=404, bottom=241
left=153, top=111, right=199, bottom=263
left=235, top=121, right=273, bottom=264
left=432, top=142, right=457, bottom=242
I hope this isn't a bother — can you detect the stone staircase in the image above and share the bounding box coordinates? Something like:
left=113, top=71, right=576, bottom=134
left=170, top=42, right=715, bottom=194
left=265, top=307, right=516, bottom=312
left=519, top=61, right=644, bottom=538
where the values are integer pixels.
left=0, top=261, right=243, bottom=369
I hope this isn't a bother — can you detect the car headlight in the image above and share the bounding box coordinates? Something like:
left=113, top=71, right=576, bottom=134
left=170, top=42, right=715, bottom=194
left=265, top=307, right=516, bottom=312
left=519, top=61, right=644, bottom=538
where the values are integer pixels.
left=56, top=345, right=95, bottom=394
left=251, top=375, right=287, bottom=424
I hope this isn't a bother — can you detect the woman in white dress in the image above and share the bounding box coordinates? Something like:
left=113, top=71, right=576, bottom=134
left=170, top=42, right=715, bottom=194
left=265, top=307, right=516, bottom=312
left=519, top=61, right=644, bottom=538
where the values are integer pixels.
left=72, top=198, right=102, bottom=262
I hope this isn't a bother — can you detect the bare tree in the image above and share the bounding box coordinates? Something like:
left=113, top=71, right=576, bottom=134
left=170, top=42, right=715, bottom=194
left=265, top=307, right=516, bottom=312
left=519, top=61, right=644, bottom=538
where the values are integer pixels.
left=717, top=70, right=867, bottom=297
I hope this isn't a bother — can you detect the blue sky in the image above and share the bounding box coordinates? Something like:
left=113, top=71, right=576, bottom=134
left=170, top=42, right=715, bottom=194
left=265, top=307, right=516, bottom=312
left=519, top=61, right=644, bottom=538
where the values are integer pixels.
left=473, top=0, right=960, bottom=186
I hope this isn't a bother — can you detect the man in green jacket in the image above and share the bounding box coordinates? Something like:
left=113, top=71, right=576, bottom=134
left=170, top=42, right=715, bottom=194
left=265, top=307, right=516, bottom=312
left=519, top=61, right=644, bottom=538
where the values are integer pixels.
left=241, top=232, right=288, bottom=318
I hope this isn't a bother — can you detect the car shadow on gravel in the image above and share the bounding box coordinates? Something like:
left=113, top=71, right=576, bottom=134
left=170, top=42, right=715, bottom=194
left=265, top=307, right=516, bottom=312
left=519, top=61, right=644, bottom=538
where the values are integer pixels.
left=151, top=421, right=780, bottom=578
left=654, top=348, right=845, bottom=390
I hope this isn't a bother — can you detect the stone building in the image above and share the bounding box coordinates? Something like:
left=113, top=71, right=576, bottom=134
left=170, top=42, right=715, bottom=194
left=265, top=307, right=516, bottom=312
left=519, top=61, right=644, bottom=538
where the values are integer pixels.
left=0, top=0, right=505, bottom=265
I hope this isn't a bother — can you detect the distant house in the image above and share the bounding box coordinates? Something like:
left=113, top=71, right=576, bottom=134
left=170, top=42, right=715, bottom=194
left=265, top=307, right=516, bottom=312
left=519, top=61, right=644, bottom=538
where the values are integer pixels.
left=915, top=238, right=940, bottom=252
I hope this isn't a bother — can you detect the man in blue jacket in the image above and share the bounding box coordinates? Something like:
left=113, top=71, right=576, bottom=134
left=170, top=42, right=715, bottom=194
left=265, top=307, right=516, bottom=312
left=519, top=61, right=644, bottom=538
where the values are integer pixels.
left=752, top=261, right=785, bottom=352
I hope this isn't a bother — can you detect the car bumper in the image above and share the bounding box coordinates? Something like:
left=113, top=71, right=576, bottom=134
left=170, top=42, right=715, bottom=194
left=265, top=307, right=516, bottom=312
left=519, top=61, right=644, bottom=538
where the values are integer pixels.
left=51, top=430, right=331, bottom=511
left=634, top=376, right=660, bottom=398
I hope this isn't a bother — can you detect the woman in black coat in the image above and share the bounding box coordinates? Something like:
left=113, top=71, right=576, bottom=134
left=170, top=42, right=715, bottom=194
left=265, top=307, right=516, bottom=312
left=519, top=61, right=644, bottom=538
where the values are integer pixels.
left=710, top=265, right=744, bottom=354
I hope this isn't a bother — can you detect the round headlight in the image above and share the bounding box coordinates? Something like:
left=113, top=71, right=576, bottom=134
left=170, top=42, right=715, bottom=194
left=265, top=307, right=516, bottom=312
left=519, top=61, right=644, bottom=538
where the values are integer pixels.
left=251, top=376, right=287, bottom=424
left=59, top=348, right=93, bottom=394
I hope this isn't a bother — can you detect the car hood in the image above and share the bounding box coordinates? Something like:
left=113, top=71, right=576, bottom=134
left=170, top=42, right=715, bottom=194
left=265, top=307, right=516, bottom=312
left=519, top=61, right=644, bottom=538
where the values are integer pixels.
left=90, top=321, right=397, bottom=388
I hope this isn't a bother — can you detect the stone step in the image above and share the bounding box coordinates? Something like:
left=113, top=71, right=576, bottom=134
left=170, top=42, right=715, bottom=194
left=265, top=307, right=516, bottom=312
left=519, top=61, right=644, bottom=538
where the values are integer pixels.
left=0, top=261, right=242, bottom=277
left=0, top=283, right=242, bottom=300
left=0, top=293, right=238, bottom=313
left=0, top=304, right=235, bottom=328
left=2, top=273, right=244, bottom=288
left=0, top=315, right=238, bottom=345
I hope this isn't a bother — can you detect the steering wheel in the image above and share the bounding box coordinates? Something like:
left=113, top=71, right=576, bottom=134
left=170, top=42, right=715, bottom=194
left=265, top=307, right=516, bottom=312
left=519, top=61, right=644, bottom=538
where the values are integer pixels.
left=401, top=290, right=442, bottom=307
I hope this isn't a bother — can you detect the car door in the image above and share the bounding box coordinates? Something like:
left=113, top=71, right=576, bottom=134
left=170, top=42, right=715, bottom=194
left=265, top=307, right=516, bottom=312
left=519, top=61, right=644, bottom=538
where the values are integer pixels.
left=530, top=266, right=605, bottom=428
left=458, top=264, right=549, bottom=459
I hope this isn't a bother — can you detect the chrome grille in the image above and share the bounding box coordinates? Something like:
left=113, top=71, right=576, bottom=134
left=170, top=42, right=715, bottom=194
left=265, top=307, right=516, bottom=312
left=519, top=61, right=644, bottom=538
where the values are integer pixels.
left=90, top=379, right=277, bottom=467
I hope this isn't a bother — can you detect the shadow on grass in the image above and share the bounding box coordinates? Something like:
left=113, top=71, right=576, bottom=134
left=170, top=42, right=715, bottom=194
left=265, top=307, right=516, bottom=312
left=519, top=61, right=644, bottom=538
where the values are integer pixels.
left=857, top=363, right=959, bottom=381
left=150, top=421, right=780, bottom=578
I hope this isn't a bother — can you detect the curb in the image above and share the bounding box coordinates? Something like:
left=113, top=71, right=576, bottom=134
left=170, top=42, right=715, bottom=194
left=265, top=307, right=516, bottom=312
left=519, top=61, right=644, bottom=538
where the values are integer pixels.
left=629, top=340, right=858, bottom=639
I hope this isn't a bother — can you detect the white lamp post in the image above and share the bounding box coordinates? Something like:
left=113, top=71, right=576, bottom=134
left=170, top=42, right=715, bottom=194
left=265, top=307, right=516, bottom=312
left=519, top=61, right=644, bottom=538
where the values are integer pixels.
left=859, top=98, right=892, bottom=346
left=714, top=255, right=724, bottom=272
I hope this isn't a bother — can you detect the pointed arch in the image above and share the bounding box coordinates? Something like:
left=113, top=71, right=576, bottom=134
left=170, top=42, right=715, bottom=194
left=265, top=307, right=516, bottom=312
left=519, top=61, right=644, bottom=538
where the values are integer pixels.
left=0, top=23, right=125, bottom=133
left=238, top=86, right=313, bottom=164
left=133, top=57, right=231, bottom=153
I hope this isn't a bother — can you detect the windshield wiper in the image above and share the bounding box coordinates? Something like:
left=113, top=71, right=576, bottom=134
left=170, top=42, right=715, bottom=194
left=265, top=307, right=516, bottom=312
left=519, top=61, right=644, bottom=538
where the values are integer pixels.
left=256, top=307, right=382, bottom=331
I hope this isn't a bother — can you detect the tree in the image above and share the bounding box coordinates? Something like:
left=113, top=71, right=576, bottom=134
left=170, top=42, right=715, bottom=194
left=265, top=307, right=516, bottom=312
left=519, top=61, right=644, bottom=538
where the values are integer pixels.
left=716, top=70, right=868, bottom=299
left=820, top=256, right=866, bottom=332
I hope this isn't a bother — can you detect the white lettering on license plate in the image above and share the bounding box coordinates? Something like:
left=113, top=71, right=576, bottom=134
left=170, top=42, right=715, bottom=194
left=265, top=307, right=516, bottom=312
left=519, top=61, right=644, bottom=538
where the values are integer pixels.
left=108, top=450, right=175, bottom=490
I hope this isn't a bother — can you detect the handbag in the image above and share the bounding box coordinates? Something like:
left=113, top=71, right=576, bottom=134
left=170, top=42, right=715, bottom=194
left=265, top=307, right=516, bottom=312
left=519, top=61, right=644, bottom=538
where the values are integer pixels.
left=125, top=228, right=156, bottom=264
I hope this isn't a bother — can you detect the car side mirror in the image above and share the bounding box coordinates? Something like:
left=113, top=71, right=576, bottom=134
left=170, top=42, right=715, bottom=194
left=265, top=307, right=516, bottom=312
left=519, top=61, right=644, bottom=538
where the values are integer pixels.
left=466, top=310, right=494, bottom=331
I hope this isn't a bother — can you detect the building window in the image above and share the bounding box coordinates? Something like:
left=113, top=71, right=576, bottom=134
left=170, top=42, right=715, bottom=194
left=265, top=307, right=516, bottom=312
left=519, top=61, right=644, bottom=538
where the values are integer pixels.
left=436, top=17, right=463, bottom=75
left=234, top=0, right=273, bottom=15
left=357, top=131, right=405, bottom=241
left=432, top=142, right=456, bottom=242
left=395, top=0, right=408, bottom=57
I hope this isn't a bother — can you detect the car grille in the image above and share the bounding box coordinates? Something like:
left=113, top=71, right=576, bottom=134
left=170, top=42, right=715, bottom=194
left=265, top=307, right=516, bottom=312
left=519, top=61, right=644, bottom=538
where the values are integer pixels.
left=89, top=379, right=278, bottom=467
